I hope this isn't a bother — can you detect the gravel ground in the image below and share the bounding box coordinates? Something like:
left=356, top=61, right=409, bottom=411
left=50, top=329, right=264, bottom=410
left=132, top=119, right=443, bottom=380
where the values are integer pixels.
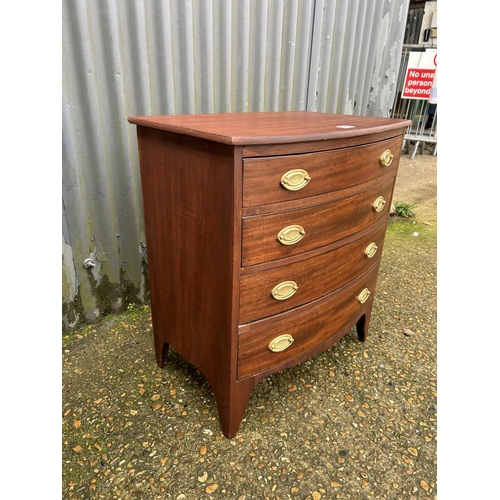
left=62, top=152, right=437, bottom=499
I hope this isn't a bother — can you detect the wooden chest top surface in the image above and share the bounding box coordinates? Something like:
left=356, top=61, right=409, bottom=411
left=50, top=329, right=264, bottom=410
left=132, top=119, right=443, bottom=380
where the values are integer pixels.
left=128, top=111, right=411, bottom=145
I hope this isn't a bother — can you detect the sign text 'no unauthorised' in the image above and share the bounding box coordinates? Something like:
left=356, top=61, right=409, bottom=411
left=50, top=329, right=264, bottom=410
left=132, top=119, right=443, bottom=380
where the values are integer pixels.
left=402, top=69, right=435, bottom=99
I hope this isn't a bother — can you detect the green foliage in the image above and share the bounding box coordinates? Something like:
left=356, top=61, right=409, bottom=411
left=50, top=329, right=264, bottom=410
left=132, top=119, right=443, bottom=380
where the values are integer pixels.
left=125, top=302, right=150, bottom=320
left=393, top=201, right=417, bottom=218
left=386, top=218, right=436, bottom=245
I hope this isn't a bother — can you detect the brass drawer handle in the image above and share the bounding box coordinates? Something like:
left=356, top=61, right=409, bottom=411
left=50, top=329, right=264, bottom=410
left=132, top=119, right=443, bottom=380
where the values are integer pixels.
left=269, top=334, right=295, bottom=353
left=271, top=281, right=298, bottom=300
left=380, top=149, right=394, bottom=167
left=364, top=242, right=378, bottom=259
left=281, top=169, right=311, bottom=191
left=277, top=225, right=306, bottom=245
left=372, top=196, right=386, bottom=213
left=357, top=288, right=371, bottom=304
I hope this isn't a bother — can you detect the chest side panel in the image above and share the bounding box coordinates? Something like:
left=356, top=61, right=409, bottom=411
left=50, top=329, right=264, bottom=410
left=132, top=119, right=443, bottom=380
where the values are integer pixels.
left=137, top=127, right=239, bottom=383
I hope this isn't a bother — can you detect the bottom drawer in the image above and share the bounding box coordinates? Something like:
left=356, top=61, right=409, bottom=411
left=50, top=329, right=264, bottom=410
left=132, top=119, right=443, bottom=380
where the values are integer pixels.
left=237, top=262, right=380, bottom=380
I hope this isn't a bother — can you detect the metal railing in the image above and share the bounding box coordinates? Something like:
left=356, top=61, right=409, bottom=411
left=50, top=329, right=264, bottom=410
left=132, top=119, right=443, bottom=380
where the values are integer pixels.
left=391, top=45, right=437, bottom=159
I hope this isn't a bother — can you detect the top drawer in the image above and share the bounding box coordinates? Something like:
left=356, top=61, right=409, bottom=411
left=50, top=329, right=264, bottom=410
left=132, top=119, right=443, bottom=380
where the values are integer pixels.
left=243, top=136, right=402, bottom=207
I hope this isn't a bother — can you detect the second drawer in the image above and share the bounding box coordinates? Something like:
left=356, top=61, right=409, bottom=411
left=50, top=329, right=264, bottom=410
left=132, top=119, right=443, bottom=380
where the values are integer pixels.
left=242, top=175, right=395, bottom=266
left=239, top=220, right=387, bottom=324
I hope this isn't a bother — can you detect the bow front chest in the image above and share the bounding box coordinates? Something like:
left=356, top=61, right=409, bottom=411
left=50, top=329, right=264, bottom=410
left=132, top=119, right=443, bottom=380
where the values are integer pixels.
left=128, top=111, right=410, bottom=437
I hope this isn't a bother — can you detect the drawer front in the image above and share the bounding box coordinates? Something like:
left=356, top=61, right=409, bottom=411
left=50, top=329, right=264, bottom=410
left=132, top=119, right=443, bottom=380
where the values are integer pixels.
left=243, top=136, right=402, bottom=207
left=239, top=221, right=387, bottom=324
left=242, top=176, right=394, bottom=267
left=238, top=263, right=380, bottom=379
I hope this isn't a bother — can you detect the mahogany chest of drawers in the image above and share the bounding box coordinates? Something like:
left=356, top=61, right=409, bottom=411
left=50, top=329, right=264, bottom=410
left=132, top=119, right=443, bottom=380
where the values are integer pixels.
left=128, top=111, right=411, bottom=438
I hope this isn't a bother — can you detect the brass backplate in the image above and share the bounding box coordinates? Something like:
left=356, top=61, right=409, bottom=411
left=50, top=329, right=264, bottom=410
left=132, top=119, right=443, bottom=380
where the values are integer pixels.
left=268, top=334, right=295, bottom=353
left=357, top=288, right=371, bottom=304
left=364, top=242, right=378, bottom=259
left=277, top=225, right=306, bottom=245
left=372, top=196, right=386, bottom=213
left=281, top=169, right=311, bottom=191
left=380, top=149, right=394, bottom=167
left=271, top=281, right=299, bottom=300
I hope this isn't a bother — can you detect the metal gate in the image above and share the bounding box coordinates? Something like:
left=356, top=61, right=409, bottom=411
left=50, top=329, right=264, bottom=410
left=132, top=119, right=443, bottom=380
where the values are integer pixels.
left=391, top=45, right=437, bottom=159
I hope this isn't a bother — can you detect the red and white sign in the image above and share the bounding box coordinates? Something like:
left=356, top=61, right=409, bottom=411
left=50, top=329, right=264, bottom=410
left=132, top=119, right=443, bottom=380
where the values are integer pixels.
left=402, top=50, right=437, bottom=100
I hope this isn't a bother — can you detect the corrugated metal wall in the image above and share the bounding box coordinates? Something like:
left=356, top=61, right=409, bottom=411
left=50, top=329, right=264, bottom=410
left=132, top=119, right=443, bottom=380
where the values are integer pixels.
left=62, top=0, right=410, bottom=332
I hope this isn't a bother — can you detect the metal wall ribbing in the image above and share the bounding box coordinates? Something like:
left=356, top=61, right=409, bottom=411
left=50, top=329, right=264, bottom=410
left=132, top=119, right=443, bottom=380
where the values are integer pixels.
left=62, top=0, right=410, bottom=332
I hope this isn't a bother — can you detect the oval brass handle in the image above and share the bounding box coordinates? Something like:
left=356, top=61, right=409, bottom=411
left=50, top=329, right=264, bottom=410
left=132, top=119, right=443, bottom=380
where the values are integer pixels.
left=380, top=149, right=394, bottom=167
left=271, top=281, right=299, bottom=300
left=372, top=196, right=386, bottom=213
left=268, top=334, right=295, bottom=353
left=364, top=242, right=378, bottom=259
left=281, top=169, right=311, bottom=191
left=357, top=288, right=371, bottom=304
left=277, top=225, right=306, bottom=245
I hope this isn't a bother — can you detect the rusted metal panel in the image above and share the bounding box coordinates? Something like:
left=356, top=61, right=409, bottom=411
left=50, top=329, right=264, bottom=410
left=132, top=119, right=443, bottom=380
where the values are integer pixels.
left=307, top=0, right=409, bottom=116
